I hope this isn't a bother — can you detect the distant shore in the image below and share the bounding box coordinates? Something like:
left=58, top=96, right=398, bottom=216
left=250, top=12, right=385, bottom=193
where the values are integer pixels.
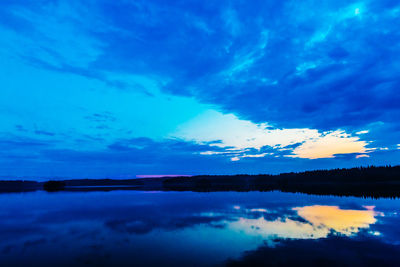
left=1, top=165, right=400, bottom=198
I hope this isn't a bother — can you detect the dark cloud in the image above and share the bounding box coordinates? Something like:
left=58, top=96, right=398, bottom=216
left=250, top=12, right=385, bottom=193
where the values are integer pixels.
left=40, top=137, right=233, bottom=169
left=3, top=1, right=399, bottom=132
left=34, top=130, right=55, bottom=136
left=0, top=138, right=50, bottom=149
left=84, top=112, right=116, bottom=123
left=15, top=125, right=27, bottom=132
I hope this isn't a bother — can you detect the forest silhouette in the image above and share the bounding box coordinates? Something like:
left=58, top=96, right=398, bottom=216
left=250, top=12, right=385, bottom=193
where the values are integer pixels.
left=1, top=165, right=400, bottom=198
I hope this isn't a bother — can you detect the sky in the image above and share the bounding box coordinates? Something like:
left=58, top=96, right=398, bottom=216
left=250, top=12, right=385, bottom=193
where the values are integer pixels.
left=0, top=0, right=399, bottom=179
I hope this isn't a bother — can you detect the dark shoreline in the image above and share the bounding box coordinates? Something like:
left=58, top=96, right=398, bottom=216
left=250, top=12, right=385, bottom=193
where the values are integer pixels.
left=1, top=165, right=400, bottom=198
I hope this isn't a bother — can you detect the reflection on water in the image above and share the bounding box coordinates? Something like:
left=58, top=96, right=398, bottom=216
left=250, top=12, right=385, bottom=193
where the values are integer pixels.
left=295, top=205, right=380, bottom=235
left=0, top=191, right=400, bottom=266
left=229, top=205, right=381, bottom=242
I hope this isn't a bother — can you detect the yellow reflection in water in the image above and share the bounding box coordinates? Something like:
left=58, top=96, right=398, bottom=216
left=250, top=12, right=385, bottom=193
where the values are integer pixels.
left=229, top=205, right=381, bottom=240
left=294, top=205, right=379, bottom=236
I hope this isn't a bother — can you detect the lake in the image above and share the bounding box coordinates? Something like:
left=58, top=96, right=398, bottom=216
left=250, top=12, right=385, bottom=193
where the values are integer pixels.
left=1, top=190, right=400, bottom=266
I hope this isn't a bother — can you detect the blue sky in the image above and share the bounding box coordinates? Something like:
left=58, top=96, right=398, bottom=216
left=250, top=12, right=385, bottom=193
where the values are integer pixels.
left=1, top=0, right=399, bottom=178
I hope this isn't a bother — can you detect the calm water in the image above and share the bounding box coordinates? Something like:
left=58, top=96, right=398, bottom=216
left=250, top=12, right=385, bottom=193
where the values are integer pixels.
left=1, top=190, right=400, bottom=266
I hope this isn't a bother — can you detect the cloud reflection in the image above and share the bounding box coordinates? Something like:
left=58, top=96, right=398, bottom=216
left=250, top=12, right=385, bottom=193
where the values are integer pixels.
left=294, top=205, right=380, bottom=236
left=229, top=205, right=381, bottom=241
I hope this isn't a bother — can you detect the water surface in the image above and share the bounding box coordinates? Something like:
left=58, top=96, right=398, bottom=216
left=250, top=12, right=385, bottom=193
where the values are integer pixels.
left=1, top=190, right=400, bottom=266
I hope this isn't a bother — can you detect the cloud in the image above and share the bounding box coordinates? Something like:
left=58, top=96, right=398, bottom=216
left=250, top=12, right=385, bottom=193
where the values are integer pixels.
left=1, top=132, right=391, bottom=178
left=34, top=130, right=55, bottom=136
left=356, top=130, right=369, bottom=135
left=2, top=1, right=399, bottom=135
left=174, top=110, right=369, bottom=159
left=223, top=8, right=242, bottom=36
left=0, top=1, right=103, bottom=68
left=290, top=131, right=368, bottom=159
left=1, top=0, right=400, bottom=176
left=84, top=112, right=116, bottom=123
